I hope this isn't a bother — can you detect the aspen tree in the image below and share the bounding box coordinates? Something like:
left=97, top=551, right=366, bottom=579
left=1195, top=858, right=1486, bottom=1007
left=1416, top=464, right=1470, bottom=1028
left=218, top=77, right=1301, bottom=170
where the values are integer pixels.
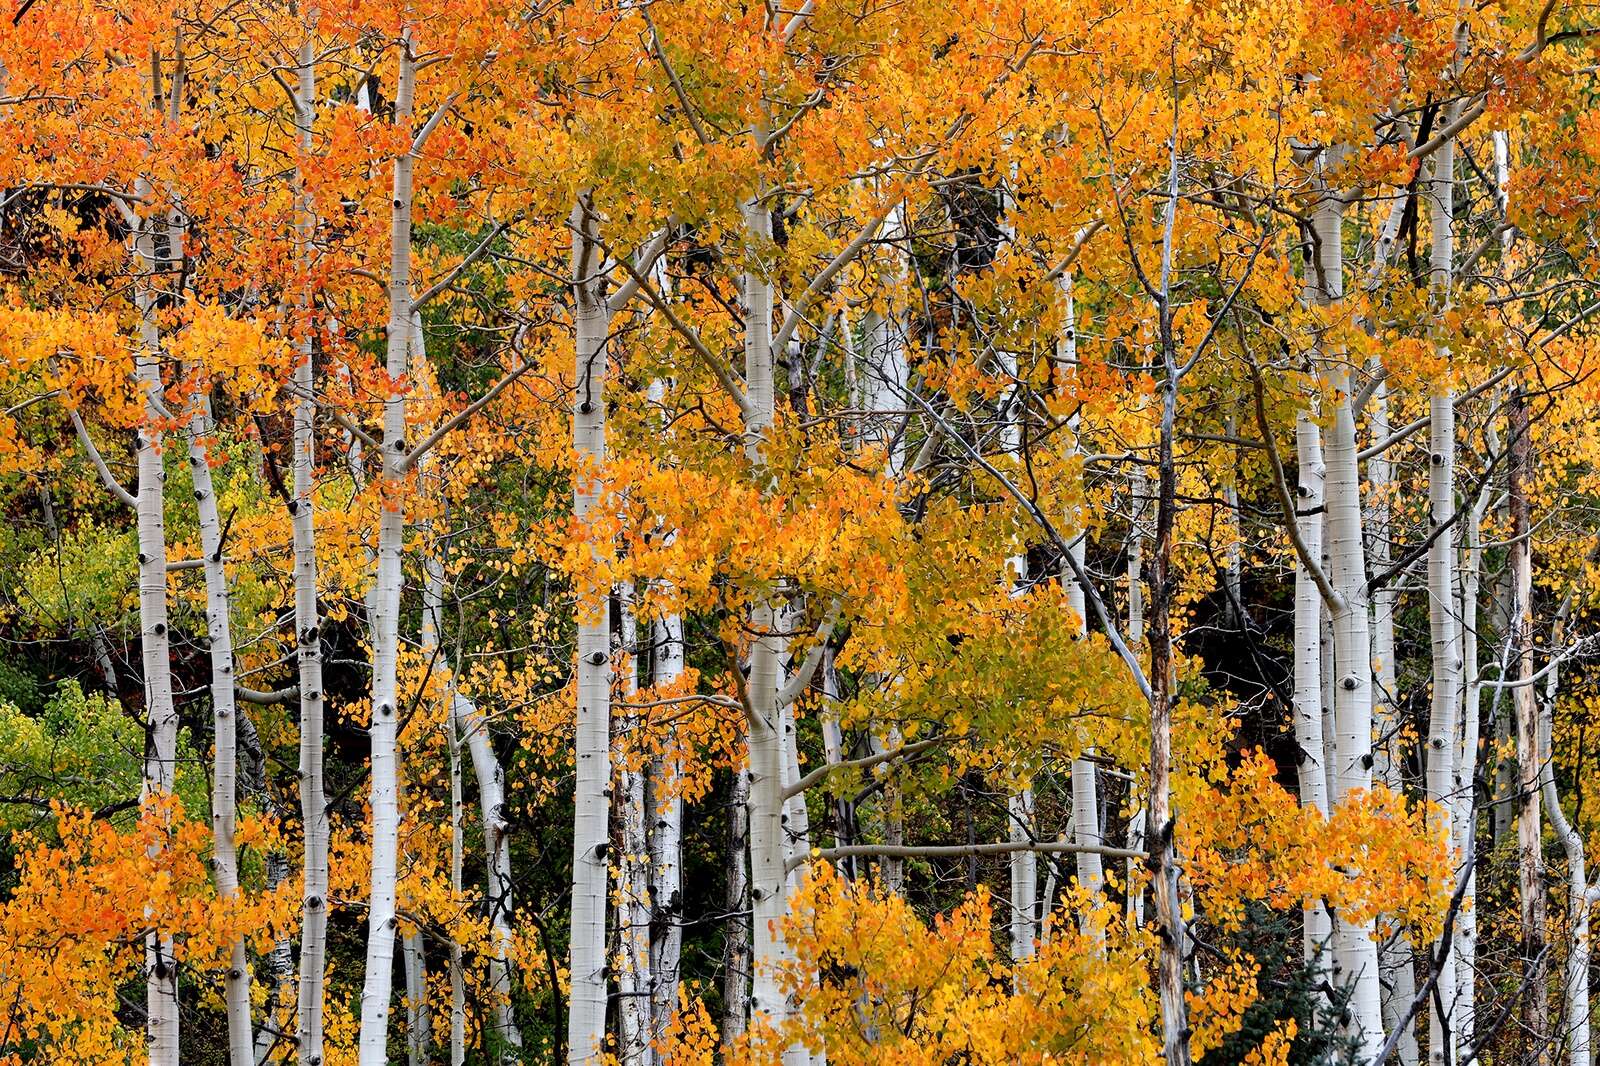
left=568, top=194, right=613, bottom=1066
left=647, top=378, right=687, bottom=1063
left=187, top=388, right=255, bottom=1066
left=1424, top=106, right=1462, bottom=1066
left=288, top=18, right=333, bottom=1064
left=1509, top=383, right=1548, bottom=1060
left=1310, top=145, right=1385, bottom=1058
left=618, top=581, right=653, bottom=1063
left=1292, top=413, right=1331, bottom=972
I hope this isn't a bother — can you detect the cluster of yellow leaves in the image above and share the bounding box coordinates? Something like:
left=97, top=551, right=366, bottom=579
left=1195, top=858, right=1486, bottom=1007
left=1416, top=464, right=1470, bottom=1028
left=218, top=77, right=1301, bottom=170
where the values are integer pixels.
left=0, top=796, right=297, bottom=1065
left=1183, top=752, right=1451, bottom=943
left=721, top=864, right=1160, bottom=1066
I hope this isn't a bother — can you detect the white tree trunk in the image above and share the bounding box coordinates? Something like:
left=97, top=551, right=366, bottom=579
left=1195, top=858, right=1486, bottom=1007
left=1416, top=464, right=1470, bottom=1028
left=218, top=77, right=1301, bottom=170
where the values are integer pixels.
left=404, top=932, right=429, bottom=1066
left=738, top=192, right=808, bottom=1066
left=723, top=763, right=752, bottom=1046
left=449, top=711, right=466, bottom=1066
left=1510, top=388, right=1549, bottom=1051
left=289, top=25, right=332, bottom=1065
left=998, top=346, right=1038, bottom=959
left=1541, top=646, right=1591, bottom=1066
left=417, top=436, right=523, bottom=1061
left=1008, top=788, right=1037, bottom=961
left=1126, top=471, right=1147, bottom=927
left=1453, top=484, right=1491, bottom=1057
left=568, top=195, right=614, bottom=1066
left=131, top=205, right=180, bottom=1066
left=1293, top=414, right=1333, bottom=974
left=1424, top=124, right=1461, bottom=1066
left=1425, top=388, right=1460, bottom=1066
left=357, top=37, right=418, bottom=1065
left=780, top=638, right=813, bottom=899
left=1319, top=594, right=1338, bottom=808
left=1366, top=373, right=1417, bottom=1066
left=1310, top=152, right=1385, bottom=1057
left=189, top=390, right=256, bottom=1066
left=257, top=853, right=296, bottom=1065
left=618, top=583, right=654, bottom=1064
left=645, top=362, right=685, bottom=1063
left=648, top=595, right=685, bottom=1064
left=1058, top=279, right=1104, bottom=911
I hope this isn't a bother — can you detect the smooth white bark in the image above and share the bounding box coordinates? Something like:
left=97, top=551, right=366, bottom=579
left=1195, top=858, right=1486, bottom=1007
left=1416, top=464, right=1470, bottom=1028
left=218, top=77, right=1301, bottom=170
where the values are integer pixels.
left=1425, top=389, right=1460, bottom=1066
left=1541, top=645, right=1591, bottom=1066
left=130, top=202, right=180, bottom=1066
left=289, top=24, right=332, bottom=1064
left=449, top=707, right=466, bottom=1066
left=648, top=595, right=685, bottom=1064
left=1309, top=150, right=1385, bottom=1058
left=189, top=390, right=256, bottom=1066
left=1293, top=414, right=1333, bottom=974
left=1424, top=126, right=1461, bottom=1066
left=740, top=191, right=808, bottom=1066
left=1453, top=482, right=1492, bottom=1056
left=1008, top=788, right=1037, bottom=961
left=1059, top=280, right=1104, bottom=911
left=999, top=346, right=1038, bottom=959
left=403, top=932, right=429, bottom=1066
left=568, top=195, right=614, bottom=1066
left=357, top=37, right=418, bottom=1065
left=618, top=583, right=653, bottom=1064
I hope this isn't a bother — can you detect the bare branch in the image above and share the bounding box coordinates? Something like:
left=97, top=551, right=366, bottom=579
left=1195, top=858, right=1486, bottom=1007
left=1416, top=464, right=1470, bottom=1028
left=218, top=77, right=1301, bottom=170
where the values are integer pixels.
left=69, top=409, right=137, bottom=509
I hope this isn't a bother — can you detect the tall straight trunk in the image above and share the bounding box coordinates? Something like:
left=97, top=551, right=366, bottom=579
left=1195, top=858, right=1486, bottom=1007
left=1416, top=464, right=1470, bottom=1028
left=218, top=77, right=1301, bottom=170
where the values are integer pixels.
left=258, top=853, right=296, bottom=1065
left=357, top=36, right=418, bottom=1065
left=1425, top=125, right=1461, bottom=1066
left=1008, top=788, right=1037, bottom=961
left=648, top=595, right=685, bottom=1064
left=723, top=765, right=752, bottom=1046
left=415, top=438, right=523, bottom=1061
left=1320, top=593, right=1338, bottom=808
left=618, top=583, right=654, bottom=1064
left=1453, top=487, right=1489, bottom=1057
left=1325, top=386, right=1385, bottom=1056
left=780, top=659, right=813, bottom=899
left=1126, top=471, right=1147, bottom=927
left=1369, top=380, right=1398, bottom=773
left=1509, top=386, right=1548, bottom=1060
left=132, top=202, right=180, bottom=1066
left=1368, top=372, right=1417, bottom=1066
left=1000, top=349, right=1037, bottom=959
left=290, top=23, right=332, bottom=1065
left=1293, top=415, right=1332, bottom=971
left=746, top=593, right=793, bottom=1051
left=1456, top=129, right=1514, bottom=1056
left=404, top=931, right=429, bottom=1066
left=1540, top=637, right=1591, bottom=1066
left=568, top=195, right=613, bottom=1066
left=647, top=364, right=685, bottom=1064
left=449, top=709, right=466, bottom=1066
left=1311, top=148, right=1386, bottom=1058
left=1425, top=390, right=1460, bottom=1066
left=189, top=390, right=256, bottom=1066
left=1059, top=280, right=1104, bottom=910
left=1150, top=304, right=1192, bottom=1066
left=739, top=190, right=807, bottom=1066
